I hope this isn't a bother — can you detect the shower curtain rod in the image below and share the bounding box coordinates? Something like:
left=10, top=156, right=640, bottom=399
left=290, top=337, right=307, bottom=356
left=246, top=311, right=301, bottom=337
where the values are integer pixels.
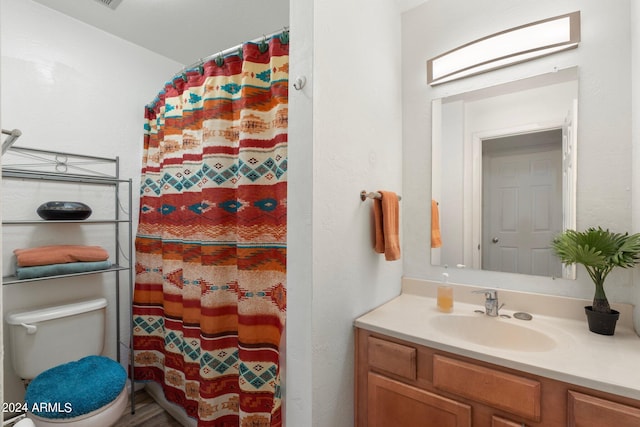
left=175, top=27, right=289, bottom=79
left=148, top=27, right=288, bottom=108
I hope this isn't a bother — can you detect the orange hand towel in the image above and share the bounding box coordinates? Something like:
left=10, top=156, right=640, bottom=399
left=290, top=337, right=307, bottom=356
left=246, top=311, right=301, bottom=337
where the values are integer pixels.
left=14, top=245, right=109, bottom=267
left=431, top=199, right=442, bottom=248
left=373, top=191, right=401, bottom=261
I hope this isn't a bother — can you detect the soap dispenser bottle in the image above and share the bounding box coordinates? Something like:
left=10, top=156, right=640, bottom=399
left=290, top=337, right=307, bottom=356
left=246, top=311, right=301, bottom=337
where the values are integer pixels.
left=437, top=272, right=453, bottom=313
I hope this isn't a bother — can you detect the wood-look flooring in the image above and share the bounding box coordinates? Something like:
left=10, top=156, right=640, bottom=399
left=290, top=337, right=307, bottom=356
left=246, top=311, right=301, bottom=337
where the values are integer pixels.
left=114, top=389, right=183, bottom=427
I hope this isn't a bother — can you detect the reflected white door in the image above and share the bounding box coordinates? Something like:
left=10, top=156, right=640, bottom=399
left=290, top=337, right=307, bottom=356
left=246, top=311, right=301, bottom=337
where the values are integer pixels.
left=483, top=143, right=563, bottom=276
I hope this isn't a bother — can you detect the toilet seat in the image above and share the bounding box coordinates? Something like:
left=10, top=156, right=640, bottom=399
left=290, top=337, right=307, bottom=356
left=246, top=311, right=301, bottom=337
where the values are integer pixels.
left=28, top=387, right=128, bottom=427
left=25, top=356, right=128, bottom=427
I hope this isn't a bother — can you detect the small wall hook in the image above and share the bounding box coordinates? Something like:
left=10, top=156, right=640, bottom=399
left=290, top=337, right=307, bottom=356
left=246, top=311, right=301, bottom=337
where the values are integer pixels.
left=293, top=76, right=307, bottom=90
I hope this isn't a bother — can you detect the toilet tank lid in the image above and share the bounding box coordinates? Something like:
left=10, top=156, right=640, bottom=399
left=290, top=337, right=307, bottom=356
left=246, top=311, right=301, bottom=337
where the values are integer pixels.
left=5, top=298, right=107, bottom=325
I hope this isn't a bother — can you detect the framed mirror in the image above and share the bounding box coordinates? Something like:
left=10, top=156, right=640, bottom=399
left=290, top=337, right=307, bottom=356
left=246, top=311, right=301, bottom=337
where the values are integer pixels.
left=431, top=67, right=578, bottom=279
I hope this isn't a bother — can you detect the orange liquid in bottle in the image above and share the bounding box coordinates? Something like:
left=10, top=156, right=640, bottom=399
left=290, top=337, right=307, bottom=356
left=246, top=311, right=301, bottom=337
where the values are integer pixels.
left=437, top=286, right=453, bottom=313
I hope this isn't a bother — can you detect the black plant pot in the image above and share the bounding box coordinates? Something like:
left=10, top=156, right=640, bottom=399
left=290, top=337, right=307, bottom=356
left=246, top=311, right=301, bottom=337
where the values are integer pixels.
left=584, top=306, right=620, bottom=336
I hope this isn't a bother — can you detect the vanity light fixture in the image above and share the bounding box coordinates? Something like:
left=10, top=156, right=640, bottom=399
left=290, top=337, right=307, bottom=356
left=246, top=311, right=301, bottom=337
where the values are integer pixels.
left=427, top=11, right=580, bottom=86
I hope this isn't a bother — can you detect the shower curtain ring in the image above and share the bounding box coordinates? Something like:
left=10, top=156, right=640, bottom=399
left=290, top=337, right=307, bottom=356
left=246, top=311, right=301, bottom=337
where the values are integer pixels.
left=279, top=28, right=289, bottom=44
left=259, top=35, right=269, bottom=53
left=215, top=52, right=224, bottom=67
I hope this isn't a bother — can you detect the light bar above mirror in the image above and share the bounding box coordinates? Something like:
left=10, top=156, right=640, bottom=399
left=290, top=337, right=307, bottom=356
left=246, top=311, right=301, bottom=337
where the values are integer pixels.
left=427, top=11, right=580, bottom=86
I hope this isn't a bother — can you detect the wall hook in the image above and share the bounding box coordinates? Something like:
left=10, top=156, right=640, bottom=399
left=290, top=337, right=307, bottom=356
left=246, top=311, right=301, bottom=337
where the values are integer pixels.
left=293, top=76, right=307, bottom=90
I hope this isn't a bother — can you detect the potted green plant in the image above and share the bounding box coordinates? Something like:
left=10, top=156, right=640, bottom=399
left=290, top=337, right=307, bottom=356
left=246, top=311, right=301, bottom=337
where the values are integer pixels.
left=551, top=227, right=640, bottom=335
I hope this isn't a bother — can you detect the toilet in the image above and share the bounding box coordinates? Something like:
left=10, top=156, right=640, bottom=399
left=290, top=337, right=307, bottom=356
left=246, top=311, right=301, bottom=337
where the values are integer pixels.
left=5, top=298, right=128, bottom=427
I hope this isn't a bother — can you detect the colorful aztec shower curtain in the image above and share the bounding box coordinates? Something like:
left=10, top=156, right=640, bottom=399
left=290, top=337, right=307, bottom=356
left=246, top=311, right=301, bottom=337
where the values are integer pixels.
left=132, top=35, right=288, bottom=426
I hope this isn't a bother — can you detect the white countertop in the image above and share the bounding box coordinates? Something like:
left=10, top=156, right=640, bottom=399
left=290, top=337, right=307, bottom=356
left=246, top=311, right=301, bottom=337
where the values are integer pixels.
left=354, top=278, right=640, bottom=400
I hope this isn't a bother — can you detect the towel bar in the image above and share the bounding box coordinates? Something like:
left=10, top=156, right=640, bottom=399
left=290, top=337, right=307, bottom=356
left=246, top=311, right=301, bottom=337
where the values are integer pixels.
left=360, top=190, right=402, bottom=202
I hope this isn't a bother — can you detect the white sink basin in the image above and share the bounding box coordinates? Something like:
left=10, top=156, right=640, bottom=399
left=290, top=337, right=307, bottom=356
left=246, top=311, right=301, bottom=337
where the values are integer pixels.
left=429, top=313, right=557, bottom=352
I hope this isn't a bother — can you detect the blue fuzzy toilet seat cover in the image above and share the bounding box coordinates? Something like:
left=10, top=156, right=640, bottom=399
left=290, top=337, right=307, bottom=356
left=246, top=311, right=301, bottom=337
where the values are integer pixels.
left=25, top=355, right=127, bottom=419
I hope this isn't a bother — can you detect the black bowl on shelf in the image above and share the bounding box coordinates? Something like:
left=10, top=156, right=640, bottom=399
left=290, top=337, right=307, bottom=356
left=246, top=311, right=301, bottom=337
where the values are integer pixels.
left=36, top=201, right=92, bottom=220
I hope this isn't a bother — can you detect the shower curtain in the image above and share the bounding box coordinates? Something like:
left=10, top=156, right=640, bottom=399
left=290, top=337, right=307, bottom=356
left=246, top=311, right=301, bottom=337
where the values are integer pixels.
left=132, top=34, right=288, bottom=426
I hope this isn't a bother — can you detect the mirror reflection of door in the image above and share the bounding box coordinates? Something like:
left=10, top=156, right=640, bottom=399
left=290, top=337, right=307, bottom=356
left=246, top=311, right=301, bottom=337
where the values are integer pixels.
left=481, top=130, right=563, bottom=277
left=430, top=67, right=579, bottom=278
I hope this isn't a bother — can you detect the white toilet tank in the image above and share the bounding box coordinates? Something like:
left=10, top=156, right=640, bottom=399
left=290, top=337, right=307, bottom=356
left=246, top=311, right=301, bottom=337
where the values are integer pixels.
left=5, top=298, right=108, bottom=379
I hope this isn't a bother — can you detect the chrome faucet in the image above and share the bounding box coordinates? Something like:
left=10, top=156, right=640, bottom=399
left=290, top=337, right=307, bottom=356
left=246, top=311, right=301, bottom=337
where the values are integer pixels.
left=473, top=289, right=502, bottom=317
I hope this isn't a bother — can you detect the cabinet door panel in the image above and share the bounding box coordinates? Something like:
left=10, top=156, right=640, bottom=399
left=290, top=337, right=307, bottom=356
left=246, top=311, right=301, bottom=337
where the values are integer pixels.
left=368, top=372, right=471, bottom=427
left=492, top=415, right=525, bottom=426
left=368, top=336, right=417, bottom=380
left=434, top=354, right=541, bottom=421
left=568, top=391, right=640, bottom=427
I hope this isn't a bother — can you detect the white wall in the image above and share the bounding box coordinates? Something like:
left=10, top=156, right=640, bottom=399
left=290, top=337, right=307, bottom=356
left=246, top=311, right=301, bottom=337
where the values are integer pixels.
left=403, top=0, right=634, bottom=305
left=285, top=0, right=314, bottom=424
left=1, top=0, right=181, bottom=411
left=286, top=0, right=404, bottom=425
left=631, top=1, right=640, bottom=332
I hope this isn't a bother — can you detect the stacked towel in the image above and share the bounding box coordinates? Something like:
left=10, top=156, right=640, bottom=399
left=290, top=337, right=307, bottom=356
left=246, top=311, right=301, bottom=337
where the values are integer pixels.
left=13, top=245, right=110, bottom=279
left=373, top=191, right=401, bottom=261
left=14, top=245, right=109, bottom=267
left=16, top=261, right=112, bottom=280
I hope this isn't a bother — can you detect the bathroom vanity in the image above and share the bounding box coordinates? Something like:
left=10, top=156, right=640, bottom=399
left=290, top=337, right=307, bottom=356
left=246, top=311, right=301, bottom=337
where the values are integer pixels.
left=354, top=279, right=640, bottom=426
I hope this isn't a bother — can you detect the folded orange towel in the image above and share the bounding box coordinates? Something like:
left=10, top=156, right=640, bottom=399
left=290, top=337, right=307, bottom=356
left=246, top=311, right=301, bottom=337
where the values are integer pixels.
left=14, top=245, right=109, bottom=267
left=373, top=191, right=400, bottom=261
left=431, top=199, right=442, bottom=248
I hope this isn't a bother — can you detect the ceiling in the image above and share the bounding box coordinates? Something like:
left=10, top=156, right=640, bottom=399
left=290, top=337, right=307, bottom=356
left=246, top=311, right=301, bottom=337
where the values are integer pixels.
left=31, top=0, right=290, bottom=65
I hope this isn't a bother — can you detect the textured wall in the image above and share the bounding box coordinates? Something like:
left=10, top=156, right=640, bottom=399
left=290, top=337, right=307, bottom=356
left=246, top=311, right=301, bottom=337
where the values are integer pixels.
left=286, top=0, right=404, bottom=425
left=1, top=0, right=181, bottom=410
left=631, top=2, right=640, bottom=333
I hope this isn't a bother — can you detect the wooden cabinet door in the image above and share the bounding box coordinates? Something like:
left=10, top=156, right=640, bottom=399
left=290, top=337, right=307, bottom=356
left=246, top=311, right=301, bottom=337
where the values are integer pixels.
left=368, top=372, right=471, bottom=427
left=568, top=391, right=640, bottom=427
